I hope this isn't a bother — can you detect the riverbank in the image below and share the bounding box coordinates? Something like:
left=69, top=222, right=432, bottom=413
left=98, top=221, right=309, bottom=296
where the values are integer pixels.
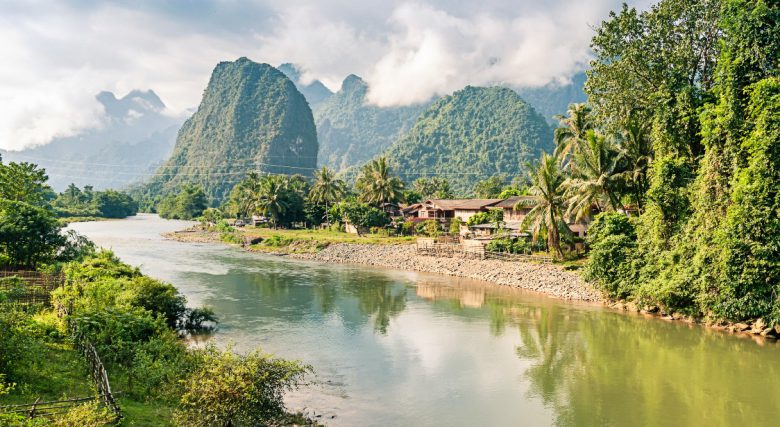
left=165, top=228, right=601, bottom=302
left=163, top=226, right=780, bottom=341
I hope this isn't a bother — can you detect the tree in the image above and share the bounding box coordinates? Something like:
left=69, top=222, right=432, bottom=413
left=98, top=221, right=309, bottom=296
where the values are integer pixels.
left=587, top=0, right=721, bottom=158
left=519, top=153, right=570, bottom=258
left=553, top=103, right=593, bottom=166
left=0, top=200, right=64, bottom=268
left=339, top=202, right=390, bottom=235
left=355, top=157, right=405, bottom=206
left=309, top=167, right=346, bottom=225
left=412, top=177, right=453, bottom=199
left=618, top=115, right=653, bottom=212
left=174, top=346, right=309, bottom=427
left=0, top=161, right=53, bottom=207
left=157, top=185, right=208, bottom=220
left=256, top=175, right=291, bottom=229
left=473, top=175, right=505, bottom=198
left=562, top=131, right=624, bottom=221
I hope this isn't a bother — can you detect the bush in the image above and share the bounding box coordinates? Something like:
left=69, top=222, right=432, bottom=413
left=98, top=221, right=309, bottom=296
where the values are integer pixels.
left=401, top=221, right=416, bottom=236
left=466, top=209, right=503, bottom=226
left=422, top=220, right=442, bottom=237
left=584, top=234, right=640, bottom=299
left=486, top=238, right=529, bottom=254
left=51, top=402, right=115, bottom=427
left=173, top=346, right=310, bottom=427
left=586, top=212, right=636, bottom=247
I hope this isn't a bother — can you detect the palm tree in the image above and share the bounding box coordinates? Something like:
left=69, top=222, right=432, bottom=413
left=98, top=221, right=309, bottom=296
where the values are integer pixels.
left=355, top=157, right=405, bottom=206
left=563, top=131, right=624, bottom=222
left=553, top=103, right=593, bottom=168
left=229, top=172, right=262, bottom=219
left=618, top=116, right=653, bottom=213
left=256, top=175, right=289, bottom=229
left=519, top=153, right=570, bottom=258
left=309, top=167, right=347, bottom=225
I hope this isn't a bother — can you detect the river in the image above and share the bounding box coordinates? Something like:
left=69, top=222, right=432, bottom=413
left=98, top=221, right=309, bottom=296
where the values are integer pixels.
left=70, top=214, right=780, bottom=426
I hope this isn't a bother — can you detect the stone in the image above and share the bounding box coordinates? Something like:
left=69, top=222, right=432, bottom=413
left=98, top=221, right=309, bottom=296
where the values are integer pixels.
left=733, top=323, right=750, bottom=332
left=760, top=328, right=778, bottom=339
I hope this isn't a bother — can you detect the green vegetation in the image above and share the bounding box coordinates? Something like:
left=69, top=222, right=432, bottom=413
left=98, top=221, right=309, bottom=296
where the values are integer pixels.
left=157, top=185, right=209, bottom=220
left=412, top=177, right=453, bottom=200
left=355, top=157, right=405, bottom=205
left=380, top=86, right=553, bottom=195
left=315, top=74, right=427, bottom=171
left=579, top=0, right=780, bottom=327
left=53, top=184, right=138, bottom=219
left=139, top=58, right=318, bottom=204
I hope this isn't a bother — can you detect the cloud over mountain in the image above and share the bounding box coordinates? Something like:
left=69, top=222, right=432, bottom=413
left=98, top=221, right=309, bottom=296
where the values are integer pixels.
left=0, top=0, right=650, bottom=150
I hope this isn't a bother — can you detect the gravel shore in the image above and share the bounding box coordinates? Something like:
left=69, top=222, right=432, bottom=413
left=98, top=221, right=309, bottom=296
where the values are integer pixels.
left=291, top=243, right=603, bottom=302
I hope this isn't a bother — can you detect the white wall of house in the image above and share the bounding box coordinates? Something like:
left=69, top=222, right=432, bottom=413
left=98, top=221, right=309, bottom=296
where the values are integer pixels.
left=454, top=209, right=481, bottom=222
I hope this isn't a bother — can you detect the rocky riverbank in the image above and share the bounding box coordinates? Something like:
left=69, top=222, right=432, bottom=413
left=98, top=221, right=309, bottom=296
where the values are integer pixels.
left=291, top=243, right=602, bottom=302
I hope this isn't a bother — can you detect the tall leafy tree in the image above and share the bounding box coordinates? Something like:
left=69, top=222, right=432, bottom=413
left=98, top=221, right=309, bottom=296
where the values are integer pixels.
left=355, top=157, right=405, bottom=206
left=309, top=167, right=346, bottom=224
left=519, top=153, right=570, bottom=258
left=0, top=161, right=53, bottom=207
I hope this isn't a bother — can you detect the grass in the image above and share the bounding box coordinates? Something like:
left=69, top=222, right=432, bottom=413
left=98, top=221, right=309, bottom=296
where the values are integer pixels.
left=236, top=227, right=415, bottom=254
left=57, top=216, right=114, bottom=225
left=0, top=310, right=177, bottom=426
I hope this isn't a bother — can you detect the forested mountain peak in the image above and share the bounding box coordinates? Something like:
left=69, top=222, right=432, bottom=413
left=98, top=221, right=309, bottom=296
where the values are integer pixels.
left=140, top=58, right=318, bottom=204
left=277, top=63, right=333, bottom=110
left=380, top=85, right=553, bottom=195
left=315, top=73, right=428, bottom=172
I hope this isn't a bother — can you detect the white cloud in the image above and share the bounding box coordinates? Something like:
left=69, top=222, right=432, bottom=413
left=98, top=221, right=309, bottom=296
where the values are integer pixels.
left=0, top=0, right=649, bottom=150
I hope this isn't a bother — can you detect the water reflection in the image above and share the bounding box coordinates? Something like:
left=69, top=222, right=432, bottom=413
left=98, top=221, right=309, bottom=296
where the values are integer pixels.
left=70, top=215, right=780, bottom=427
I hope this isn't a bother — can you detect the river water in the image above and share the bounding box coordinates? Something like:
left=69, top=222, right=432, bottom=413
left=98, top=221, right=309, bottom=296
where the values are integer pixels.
left=70, top=214, right=780, bottom=426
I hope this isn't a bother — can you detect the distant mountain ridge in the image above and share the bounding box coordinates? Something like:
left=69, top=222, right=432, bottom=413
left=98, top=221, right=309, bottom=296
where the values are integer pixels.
left=1, top=89, right=183, bottom=191
left=515, top=72, right=587, bottom=123
left=379, top=86, right=554, bottom=195
left=140, top=58, right=318, bottom=203
left=277, top=63, right=333, bottom=111
left=315, top=74, right=429, bottom=171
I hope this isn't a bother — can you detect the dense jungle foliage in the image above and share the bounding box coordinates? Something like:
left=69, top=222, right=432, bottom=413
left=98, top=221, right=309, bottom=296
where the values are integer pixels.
left=379, top=86, right=553, bottom=196
left=139, top=58, right=318, bottom=204
left=582, top=0, right=780, bottom=325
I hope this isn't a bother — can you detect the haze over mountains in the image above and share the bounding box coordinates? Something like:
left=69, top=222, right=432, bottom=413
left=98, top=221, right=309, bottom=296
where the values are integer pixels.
left=1, top=90, right=183, bottom=191
left=2, top=58, right=586, bottom=201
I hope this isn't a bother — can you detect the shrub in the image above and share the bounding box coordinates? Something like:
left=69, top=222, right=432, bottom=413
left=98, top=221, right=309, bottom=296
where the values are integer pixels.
left=401, top=221, right=416, bottom=236
left=51, top=402, right=115, bottom=427
left=466, top=209, right=503, bottom=226
left=586, top=212, right=636, bottom=247
left=584, top=234, right=640, bottom=299
left=173, top=346, right=310, bottom=427
left=422, top=220, right=442, bottom=237
left=449, top=218, right=462, bottom=235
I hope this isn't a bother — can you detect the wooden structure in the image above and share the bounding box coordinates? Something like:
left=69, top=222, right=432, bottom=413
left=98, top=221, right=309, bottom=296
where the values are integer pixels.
left=0, top=270, right=64, bottom=305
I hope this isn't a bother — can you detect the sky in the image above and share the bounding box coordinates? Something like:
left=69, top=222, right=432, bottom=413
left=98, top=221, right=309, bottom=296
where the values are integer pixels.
left=0, top=0, right=650, bottom=151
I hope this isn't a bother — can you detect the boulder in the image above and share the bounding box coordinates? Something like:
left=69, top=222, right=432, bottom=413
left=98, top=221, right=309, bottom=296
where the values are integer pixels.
left=760, top=328, right=778, bottom=339
left=733, top=323, right=751, bottom=332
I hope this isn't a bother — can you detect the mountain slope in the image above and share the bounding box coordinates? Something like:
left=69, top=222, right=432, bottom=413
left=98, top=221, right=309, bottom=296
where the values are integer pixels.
left=516, top=72, right=587, bottom=124
left=142, top=58, right=318, bottom=203
left=380, top=86, right=553, bottom=195
left=315, top=74, right=428, bottom=171
left=277, top=63, right=333, bottom=111
left=0, top=90, right=182, bottom=191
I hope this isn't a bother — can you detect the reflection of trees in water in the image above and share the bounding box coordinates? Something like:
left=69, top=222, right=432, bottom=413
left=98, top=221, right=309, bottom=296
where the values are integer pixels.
left=506, top=305, right=780, bottom=426
left=343, top=277, right=407, bottom=334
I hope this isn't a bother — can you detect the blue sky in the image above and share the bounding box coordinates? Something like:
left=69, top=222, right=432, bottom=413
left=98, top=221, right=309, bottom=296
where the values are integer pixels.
left=0, top=0, right=649, bottom=150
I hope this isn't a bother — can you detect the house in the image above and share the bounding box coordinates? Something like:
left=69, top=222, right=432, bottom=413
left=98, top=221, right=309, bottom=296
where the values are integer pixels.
left=412, top=199, right=502, bottom=224
left=494, top=196, right=535, bottom=222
